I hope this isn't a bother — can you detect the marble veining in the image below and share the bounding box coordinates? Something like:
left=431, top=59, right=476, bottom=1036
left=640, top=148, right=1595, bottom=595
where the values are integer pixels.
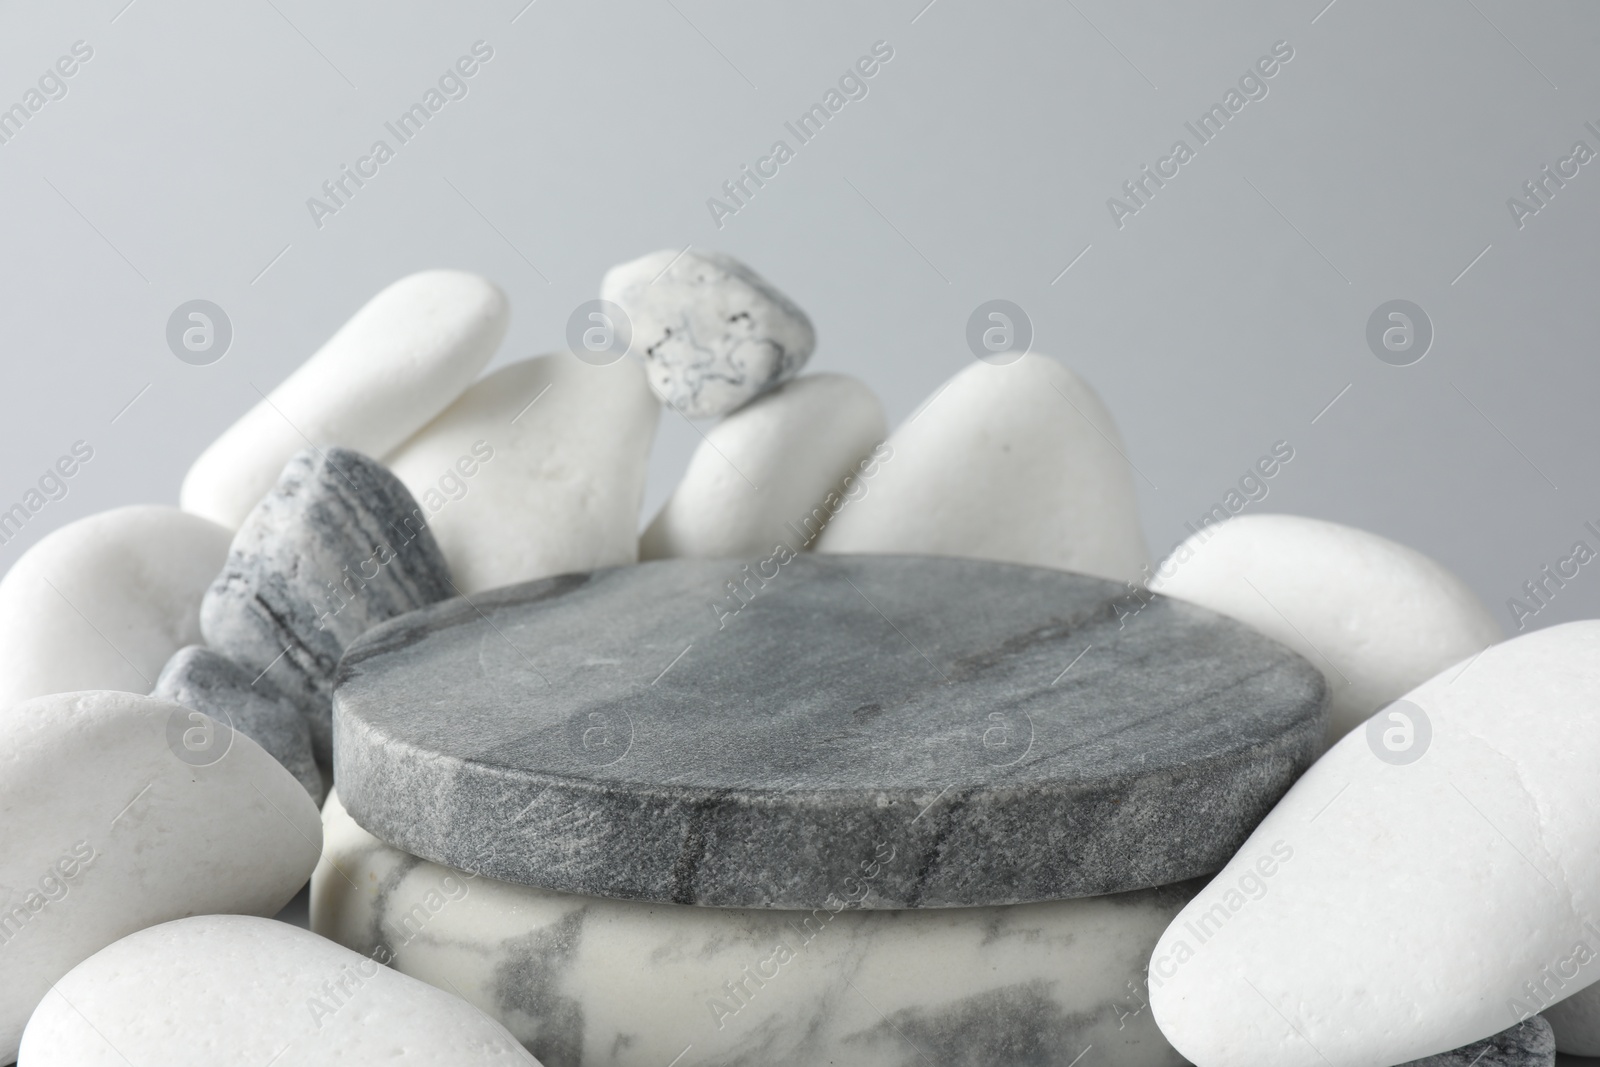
left=335, top=553, right=1328, bottom=908
left=312, top=792, right=1193, bottom=1067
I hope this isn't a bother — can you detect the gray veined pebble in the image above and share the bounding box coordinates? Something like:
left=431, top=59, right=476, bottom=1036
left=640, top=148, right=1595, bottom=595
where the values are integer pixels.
left=200, top=446, right=455, bottom=772
left=152, top=645, right=325, bottom=802
left=601, top=248, right=815, bottom=419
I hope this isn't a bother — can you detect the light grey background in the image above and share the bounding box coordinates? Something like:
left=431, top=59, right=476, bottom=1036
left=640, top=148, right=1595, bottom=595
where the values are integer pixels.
left=1, top=0, right=1598, bottom=644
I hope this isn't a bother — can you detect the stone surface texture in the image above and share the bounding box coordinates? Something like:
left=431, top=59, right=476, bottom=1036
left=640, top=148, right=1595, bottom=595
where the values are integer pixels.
left=314, top=789, right=1191, bottom=1067
left=1150, top=513, right=1502, bottom=745
left=200, top=446, right=454, bottom=772
left=0, top=691, right=321, bottom=1063
left=387, top=353, right=660, bottom=595
left=180, top=269, right=507, bottom=529
left=601, top=248, right=814, bottom=418
left=1147, top=621, right=1600, bottom=1067
left=1397, top=1017, right=1555, bottom=1066
left=152, top=645, right=324, bottom=801
left=18, top=915, right=538, bottom=1065
left=815, top=353, right=1151, bottom=583
left=334, top=554, right=1327, bottom=908
left=1544, top=981, right=1600, bottom=1055
left=640, top=372, right=887, bottom=560
left=0, top=505, right=231, bottom=707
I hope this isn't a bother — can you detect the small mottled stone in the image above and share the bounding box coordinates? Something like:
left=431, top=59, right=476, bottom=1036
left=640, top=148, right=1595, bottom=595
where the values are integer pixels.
left=314, top=789, right=1193, bottom=1067
left=601, top=248, right=814, bottom=418
left=1398, top=1017, right=1554, bottom=1066
left=334, top=554, right=1327, bottom=908
left=201, top=447, right=455, bottom=772
left=152, top=645, right=324, bottom=801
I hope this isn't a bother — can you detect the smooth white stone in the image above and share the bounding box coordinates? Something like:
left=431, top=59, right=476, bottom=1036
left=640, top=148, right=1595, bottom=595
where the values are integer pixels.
left=313, top=791, right=1188, bottom=1067
left=1545, top=983, right=1600, bottom=1055
left=0, top=691, right=321, bottom=1062
left=1146, top=621, right=1600, bottom=1067
left=1148, top=514, right=1502, bottom=744
left=640, top=373, right=886, bottom=560
left=386, top=354, right=660, bottom=595
left=601, top=248, right=814, bottom=418
left=18, top=915, right=537, bottom=1065
left=180, top=271, right=508, bottom=529
left=815, top=353, right=1150, bottom=583
left=0, top=506, right=231, bottom=706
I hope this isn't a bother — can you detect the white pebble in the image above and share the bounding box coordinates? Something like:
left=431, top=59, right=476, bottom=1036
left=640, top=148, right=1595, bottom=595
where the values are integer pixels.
left=0, top=691, right=321, bottom=1062
left=180, top=270, right=508, bottom=529
left=816, top=353, right=1149, bottom=583
left=1544, top=983, right=1600, bottom=1055
left=0, top=505, right=231, bottom=707
left=641, top=373, right=886, bottom=560
left=1149, top=513, right=1501, bottom=744
left=18, top=914, right=536, bottom=1065
left=1147, top=620, right=1600, bottom=1067
left=602, top=248, right=814, bottom=419
left=387, top=353, right=660, bottom=595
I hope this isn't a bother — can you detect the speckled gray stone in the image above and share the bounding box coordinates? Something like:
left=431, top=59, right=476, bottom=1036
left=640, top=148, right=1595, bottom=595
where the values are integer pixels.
left=200, top=446, right=455, bottom=773
left=336, top=554, right=1327, bottom=908
left=1399, top=1017, right=1555, bottom=1066
left=601, top=248, right=814, bottom=418
left=152, top=645, right=324, bottom=801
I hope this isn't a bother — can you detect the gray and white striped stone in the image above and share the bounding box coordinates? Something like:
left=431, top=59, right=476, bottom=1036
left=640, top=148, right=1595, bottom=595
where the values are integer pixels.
left=200, top=446, right=455, bottom=771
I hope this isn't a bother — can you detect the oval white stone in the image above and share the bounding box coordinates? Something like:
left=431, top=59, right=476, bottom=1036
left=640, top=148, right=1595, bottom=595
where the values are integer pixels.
left=180, top=270, right=508, bottom=529
left=0, top=505, right=231, bottom=706
left=1146, top=620, right=1600, bottom=1067
left=0, top=691, right=321, bottom=1062
left=1544, top=982, right=1600, bottom=1055
left=640, top=373, right=886, bottom=560
left=1148, top=514, right=1501, bottom=744
left=386, top=353, right=660, bottom=595
left=18, top=914, right=537, bottom=1065
left=815, top=353, right=1150, bottom=583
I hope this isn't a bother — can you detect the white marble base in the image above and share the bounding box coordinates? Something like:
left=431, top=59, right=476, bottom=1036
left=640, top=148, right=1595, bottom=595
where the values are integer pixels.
left=312, top=792, right=1192, bottom=1067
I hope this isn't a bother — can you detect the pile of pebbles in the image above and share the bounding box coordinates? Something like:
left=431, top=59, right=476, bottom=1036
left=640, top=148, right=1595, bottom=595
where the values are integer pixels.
left=0, top=250, right=1594, bottom=1067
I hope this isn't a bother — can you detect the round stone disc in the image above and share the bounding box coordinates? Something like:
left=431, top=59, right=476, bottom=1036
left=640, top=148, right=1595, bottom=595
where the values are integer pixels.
left=334, top=554, right=1327, bottom=908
